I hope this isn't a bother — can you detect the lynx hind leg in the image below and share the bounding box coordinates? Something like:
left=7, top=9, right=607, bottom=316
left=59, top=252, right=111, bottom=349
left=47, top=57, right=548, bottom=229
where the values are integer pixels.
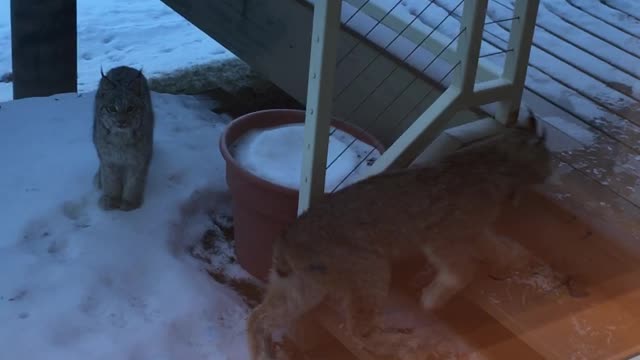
left=346, top=255, right=391, bottom=338
left=120, top=166, right=149, bottom=211
left=420, top=243, right=476, bottom=310
left=482, top=228, right=532, bottom=280
left=247, top=271, right=327, bottom=360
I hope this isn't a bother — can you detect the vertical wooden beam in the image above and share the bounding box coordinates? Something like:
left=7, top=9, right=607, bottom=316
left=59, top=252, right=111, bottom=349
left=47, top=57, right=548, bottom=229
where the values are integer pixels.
left=297, top=0, right=342, bottom=215
left=453, top=0, right=489, bottom=96
left=11, top=0, right=77, bottom=99
left=494, top=0, right=540, bottom=125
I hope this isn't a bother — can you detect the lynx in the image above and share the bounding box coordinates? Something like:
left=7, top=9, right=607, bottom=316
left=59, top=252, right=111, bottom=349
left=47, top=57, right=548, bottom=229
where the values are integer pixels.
left=246, top=116, right=552, bottom=360
left=93, top=66, right=154, bottom=211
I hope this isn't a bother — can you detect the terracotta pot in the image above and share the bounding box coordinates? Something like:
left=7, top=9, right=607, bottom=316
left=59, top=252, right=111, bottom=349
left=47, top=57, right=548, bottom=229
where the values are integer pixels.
left=219, top=109, right=385, bottom=282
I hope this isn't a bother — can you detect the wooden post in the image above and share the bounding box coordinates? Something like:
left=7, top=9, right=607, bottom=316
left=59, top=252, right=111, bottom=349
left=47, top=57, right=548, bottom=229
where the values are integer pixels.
left=297, top=0, right=341, bottom=215
left=11, top=0, right=77, bottom=99
left=453, top=0, right=489, bottom=96
left=494, top=0, right=540, bottom=125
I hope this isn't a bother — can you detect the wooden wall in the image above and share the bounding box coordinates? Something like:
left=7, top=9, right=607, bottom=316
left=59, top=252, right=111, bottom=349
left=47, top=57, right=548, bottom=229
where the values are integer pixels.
left=10, top=0, right=77, bottom=99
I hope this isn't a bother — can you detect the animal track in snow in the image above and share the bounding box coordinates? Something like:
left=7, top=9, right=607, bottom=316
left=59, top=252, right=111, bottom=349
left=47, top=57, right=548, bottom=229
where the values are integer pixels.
left=19, top=195, right=93, bottom=261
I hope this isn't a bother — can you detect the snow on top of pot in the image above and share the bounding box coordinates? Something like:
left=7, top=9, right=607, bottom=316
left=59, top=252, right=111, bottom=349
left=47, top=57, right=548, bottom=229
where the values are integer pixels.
left=231, top=124, right=381, bottom=192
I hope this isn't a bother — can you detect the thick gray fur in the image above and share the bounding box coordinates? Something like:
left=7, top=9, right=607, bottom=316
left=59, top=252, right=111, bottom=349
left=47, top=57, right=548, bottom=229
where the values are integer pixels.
left=93, top=66, right=154, bottom=211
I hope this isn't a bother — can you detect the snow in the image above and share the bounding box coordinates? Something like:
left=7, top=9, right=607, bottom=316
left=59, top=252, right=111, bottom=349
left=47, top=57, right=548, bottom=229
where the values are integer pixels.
left=0, top=92, right=252, bottom=359
left=0, top=0, right=234, bottom=102
left=231, top=124, right=381, bottom=192
left=543, top=116, right=596, bottom=150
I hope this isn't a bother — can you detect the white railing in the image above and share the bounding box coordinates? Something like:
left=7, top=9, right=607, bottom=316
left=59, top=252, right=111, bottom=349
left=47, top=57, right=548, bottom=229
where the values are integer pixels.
left=298, top=0, right=540, bottom=213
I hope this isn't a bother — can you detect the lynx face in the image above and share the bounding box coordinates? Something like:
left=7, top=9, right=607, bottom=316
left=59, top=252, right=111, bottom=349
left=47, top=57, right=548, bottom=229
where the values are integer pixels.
left=96, top=67, right=148, bottom=131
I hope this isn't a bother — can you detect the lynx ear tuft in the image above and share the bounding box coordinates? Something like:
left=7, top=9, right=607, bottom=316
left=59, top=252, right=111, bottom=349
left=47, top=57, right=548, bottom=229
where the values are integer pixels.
left=536, top=125, right=546, bottom=145
left=503, top=109, right=518, bottom=128
left=100, top=66, right=118, bottom=88
left=525, top=108, right=537, bottom=132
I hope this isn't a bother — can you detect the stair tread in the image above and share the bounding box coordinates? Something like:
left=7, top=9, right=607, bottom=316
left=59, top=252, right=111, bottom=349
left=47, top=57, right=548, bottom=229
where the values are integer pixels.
left=312, top=291, right=541, bottom=360
left=310, top=187, right=640, bottom=360
left=466, top=188, right=640, bottom=360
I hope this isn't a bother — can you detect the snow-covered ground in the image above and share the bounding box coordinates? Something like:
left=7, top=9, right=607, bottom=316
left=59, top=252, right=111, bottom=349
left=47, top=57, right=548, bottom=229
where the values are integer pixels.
left=0, top=93, right=253, bottom=359
left=0, top=0, right=234, bottom=102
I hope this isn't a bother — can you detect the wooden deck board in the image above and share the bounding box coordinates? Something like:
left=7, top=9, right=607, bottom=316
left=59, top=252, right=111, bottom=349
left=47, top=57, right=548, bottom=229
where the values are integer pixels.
left=304, top=112, right=640, bottom=359
left=309, top=180, right=640, bottom=360
left=541, top=1, right=640, bottom=59
left=470, top=186, right=640, bottom=360
left=312, top=292, right=542, bottom=360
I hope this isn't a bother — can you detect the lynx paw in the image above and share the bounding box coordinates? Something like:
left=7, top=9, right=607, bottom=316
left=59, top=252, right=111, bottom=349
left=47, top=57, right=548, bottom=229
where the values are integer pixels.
left=420, top=290, right=449, bottom=311
left=93, top=170, right=102, bottom=189
left=119, top=199, right=142, bottom=211
left=355, top=323, right=381, bottom=339
left=349, top=313, right=381, bottom=339
left=99, top=195, right=121, bottom=210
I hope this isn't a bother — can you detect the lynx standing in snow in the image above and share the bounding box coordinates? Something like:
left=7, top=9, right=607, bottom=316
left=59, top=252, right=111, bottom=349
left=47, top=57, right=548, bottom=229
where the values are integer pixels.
left=247, top=115, right=553, bottom=360
left=93, top=66, right=154, bottom=211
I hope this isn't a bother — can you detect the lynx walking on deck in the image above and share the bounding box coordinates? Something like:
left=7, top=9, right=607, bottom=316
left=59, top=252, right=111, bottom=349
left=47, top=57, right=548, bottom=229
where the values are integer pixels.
left=247, top=116, right=552, bottom=360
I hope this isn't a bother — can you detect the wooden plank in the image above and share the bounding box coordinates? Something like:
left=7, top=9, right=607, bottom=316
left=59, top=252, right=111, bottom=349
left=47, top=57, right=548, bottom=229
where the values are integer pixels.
left=298, top=0, right=342, bottom=213
left=442, top=151, right=640, bottom=359
left=483, top=2, right=640, bottom=130
left=519, top=90, right=640, bottom=209
left=477, top=77, right=640, bottom=214
left=494, top=0, right=540, bottom=125
left=542, top=1, right=640, bottom=59
left=460, top=176, right=640, bottom=360
left=10, top=0, right=77, bottom=99
left=531, top=2, right=640, bottom=80
left=311, top=285, right=543, bottom=359
left=453, top=0, right=490, bottom=95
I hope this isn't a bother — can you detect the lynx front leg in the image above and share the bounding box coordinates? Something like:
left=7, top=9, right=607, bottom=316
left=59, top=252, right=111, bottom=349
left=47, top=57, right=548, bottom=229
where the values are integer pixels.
left=420, top=243, right=476, bottom=310
left=120, top=166, right=149, bottom=211
left=93, top=167, right=102, bottom=189
left=247, top=273, right=326, bottom=360
left=98, top=163, right=123, bottom=210
left=346, top=256, right=391, bottom=338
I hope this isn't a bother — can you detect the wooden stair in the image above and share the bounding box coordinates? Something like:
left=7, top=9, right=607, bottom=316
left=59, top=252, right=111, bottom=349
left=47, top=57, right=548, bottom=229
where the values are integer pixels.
left=281, top=118, right=640, bottom=359
left=288, top=183, right=640, bottom=360
left=288, top=184, right=640, bottom=360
